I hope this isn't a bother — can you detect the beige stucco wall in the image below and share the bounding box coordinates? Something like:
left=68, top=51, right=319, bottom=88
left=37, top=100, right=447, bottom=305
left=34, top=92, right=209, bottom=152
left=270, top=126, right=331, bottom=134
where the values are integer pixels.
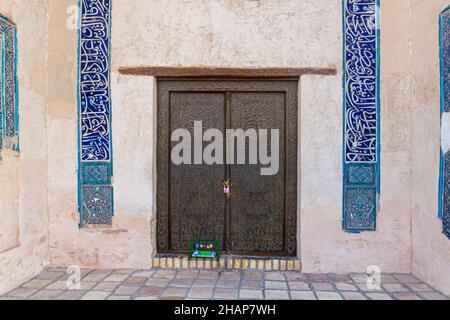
left=0, top=0, right=49, bottom=294
left=46, top=0, right=154, bottom=269
left=300, top=0, right=413, bottom=273
left=411, top=0, right=450, bottom=296
left=45, top=0, right=415, bottom=274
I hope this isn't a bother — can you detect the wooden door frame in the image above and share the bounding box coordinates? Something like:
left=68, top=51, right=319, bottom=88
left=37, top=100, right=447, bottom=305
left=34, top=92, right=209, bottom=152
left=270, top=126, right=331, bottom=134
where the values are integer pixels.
left=156, top=78, right=298, bottom=257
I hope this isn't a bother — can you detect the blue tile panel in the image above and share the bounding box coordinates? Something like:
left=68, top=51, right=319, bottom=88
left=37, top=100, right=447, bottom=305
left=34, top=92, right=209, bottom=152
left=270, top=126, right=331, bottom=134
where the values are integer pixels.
left=440, top=7, right=450, bottom=239
left=343, top=0, right=379, bottom=232
left=78, top=0, right=113, bottom=226
left=0, top=15, right=18, bottom=152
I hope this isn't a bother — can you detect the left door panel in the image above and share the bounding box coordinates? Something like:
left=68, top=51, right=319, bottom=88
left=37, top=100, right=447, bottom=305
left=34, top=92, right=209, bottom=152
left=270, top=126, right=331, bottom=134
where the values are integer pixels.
left=167, top=92, right=226, bottom=252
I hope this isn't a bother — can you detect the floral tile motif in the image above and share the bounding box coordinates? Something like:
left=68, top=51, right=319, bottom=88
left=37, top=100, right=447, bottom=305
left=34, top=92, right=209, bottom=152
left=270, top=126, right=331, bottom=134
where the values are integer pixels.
left=0, top=14, right=18, bottom=153
left=78, top=0, right=113, bottom=226
left=343, top=0, right=379, bottom=232
left=440, top=7, right=450, bottom=239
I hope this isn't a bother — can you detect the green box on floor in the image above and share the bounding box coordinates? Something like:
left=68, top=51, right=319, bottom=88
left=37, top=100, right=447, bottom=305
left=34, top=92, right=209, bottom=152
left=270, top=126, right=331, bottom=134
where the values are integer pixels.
left=189, top=240, right=220, bottom=261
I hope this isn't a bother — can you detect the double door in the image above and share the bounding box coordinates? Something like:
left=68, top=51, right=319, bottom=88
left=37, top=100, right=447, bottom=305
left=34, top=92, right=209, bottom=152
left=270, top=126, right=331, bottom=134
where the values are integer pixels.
left=157, top=80, right=297, bottom=256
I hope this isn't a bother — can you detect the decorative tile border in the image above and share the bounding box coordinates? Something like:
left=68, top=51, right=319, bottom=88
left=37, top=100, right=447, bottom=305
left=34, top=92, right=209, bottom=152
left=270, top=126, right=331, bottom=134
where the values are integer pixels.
left=439, top=6, right=450, bottom=239
left=342, top=0, right=380, bottom=232
left=152, top=256, right=302, bottom=272
left=0, top=14, right=18, bottom=153
left=77, top=0, right=113, bottom=226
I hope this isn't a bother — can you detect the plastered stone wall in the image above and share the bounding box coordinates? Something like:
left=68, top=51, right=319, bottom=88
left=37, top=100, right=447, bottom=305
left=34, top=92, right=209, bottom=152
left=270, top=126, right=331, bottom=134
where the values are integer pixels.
left=411, top=0, right=450, bottom=296
left=46, top=0, right=415, bottom=273
left=47, top=0, right=154, bottom=269
left=0, top=0, right=49, bottom=295
left=301, top=0, right=413, bottom=273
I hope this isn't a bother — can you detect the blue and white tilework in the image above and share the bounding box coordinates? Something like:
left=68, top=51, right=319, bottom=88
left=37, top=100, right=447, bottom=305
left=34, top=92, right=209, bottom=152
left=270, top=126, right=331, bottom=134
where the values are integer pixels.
left=0, top=14, right=18, bottom=153
left=343, top=0, right=379, bottom=232
left=78, top=0, right=113, bottom=226
left=439, top=7, right=450, bottom=239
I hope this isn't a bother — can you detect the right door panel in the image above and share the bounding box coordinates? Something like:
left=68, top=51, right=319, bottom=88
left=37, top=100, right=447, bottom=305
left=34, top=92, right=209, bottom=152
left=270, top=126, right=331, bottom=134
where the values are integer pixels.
left=228, top=92, right=287, bottom=255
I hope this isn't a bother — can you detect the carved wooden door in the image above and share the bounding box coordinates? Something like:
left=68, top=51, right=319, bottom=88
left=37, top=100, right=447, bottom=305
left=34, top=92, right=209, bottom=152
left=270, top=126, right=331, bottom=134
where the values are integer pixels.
left=157, top=80, right=298, bottom=256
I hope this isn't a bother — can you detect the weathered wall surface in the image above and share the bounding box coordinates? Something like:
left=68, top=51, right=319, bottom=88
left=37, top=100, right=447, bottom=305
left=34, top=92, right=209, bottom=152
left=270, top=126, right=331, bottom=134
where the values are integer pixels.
left=47, top=0, right=154, bottom=269
left=0, top=0, right=49, bottom=295
left=45, top=0, right=414, bottom=273
left=301, top=0, right=413, bottom=273
left=411, top=0, right=450, bottom=296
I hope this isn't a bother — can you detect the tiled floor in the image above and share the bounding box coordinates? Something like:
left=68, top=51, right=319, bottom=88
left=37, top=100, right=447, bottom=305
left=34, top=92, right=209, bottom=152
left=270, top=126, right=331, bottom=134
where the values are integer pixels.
left=1, top=268, right=449, bottom=300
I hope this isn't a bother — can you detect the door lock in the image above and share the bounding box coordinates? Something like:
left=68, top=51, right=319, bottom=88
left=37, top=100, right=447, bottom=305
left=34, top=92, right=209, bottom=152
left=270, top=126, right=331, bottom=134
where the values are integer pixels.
left=223, top=179, right=233, bottom=200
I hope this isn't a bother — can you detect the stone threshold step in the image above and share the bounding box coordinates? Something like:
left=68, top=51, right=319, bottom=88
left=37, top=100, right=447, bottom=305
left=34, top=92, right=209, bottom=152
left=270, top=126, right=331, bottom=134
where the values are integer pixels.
left=152, top=255, right=301, bottom=271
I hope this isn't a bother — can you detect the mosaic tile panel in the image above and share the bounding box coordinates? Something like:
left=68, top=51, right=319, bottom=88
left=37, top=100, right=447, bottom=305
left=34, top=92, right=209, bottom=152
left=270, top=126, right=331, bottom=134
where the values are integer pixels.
left=0, top=14, right=18, bottom=152
left=343, top=0, right=379, bottom=232
left=78, top=0, right=113, bottom=226
left=440, top=7, right=450, bottom=239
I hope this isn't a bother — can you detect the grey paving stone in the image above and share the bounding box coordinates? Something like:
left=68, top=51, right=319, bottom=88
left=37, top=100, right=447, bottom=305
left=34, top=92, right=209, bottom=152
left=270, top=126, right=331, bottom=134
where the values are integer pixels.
left=176, top=270, right=199, bottom=279
left=79, top=281, right=98, bottom=290
left=265, top=290, right=290, bottom=300
left=219, top=271, right=241, bottom=281
left=153, top=269, right=177, bottom=279
left=36, top=271, right=65, bottom=281
left=393, top=274, right=422, bottom=283
left=113, top=269, right=136, bottom=274
left=134, top=296, right=158, bottom=300
left=288, top=282, right=310, bottom=290
left=265, top=281, right=288, bottom=290
left=108, top=295, right=131, bottom=300
left=315, top=291, right=343, bottom=300
left=243, top=271, right=263, bottom=280
left=311, top=282, right=334, bottom=291
left=356, top=283, right=384, bottom=292
left=239, top=289, right=263, bottom=300
left=29, top=290, right=63, bottom=300
left=115, top=285, right=140, bottom=295
left=213, top=288, right=238, bottom=299
left=22, top=279, right=53, bottom=289
left=241, top=280, right=263, bottom=289
left=417, top=291, right=449, bottom=300
left=132, top=270, right=154, bottom=277
left=264, top=272, right=286, bottom=281
left=104, top=273, right=130, bottom=282
left=350, top=273, right=368, bottom=283
left=328, top=274, right=352, bottom=282
left=284, top=272, right=308, bottom=281
left=380, top=274, right=400, bottom=284
left=137, top=286, right=165, bottom=297
left=171, top=277, right=194, bottom=287
left=193, top=278, right=217, bottom=287
left=56, top=290, right=87, bottom=300
left=366, top=293, right=393, bottom=300
left=405, top=282, right=434, bottom=292
left=290, top=291, right=316, bottom=300
left=382, top=283, right=410, bottom=293
left=306, top=274, right=330, bottom=282
left=92, top=281, right=120, bottom=292
left=188, top=287, right=214, bottom=299
left=81, top=291, right=110, bottom=300
left=198, top=271, right=219, bottom=279
left=161, top=287, right=188, bottom=299
left=145, top=277, right=172, bottom=287
left=334, top=282, right=358, bottom=291
left=124, top=276, right=147, bottom=285
left=391, top=292, right=422, bottom=300
left=82, top=273, right=110, bottom=282
left=341, top=291, right=367, bottom=300
left=5, top=287, right=38, bottom=299
left=216, top=279, right=240, bottom=288
left=46, top=280, right=70, bottom=290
